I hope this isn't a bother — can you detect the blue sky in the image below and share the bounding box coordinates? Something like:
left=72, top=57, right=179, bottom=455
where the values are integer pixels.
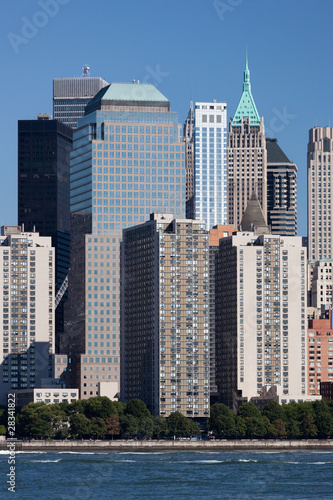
left=1, top=0, right=332, bottom=236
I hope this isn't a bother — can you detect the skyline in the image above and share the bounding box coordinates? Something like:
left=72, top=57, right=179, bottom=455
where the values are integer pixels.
left=2, top=0, right=333, bottom=237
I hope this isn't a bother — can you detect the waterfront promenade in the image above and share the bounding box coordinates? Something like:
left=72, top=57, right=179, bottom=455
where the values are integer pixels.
left=2, top=439, right=333, bottom=452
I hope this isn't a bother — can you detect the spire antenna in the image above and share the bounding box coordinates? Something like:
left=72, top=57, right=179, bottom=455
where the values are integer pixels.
left=190, top=72, right=193, bottom=111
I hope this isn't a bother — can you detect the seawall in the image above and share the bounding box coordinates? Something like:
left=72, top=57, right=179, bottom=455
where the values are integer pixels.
left=2, top=439, right=333, bottom=452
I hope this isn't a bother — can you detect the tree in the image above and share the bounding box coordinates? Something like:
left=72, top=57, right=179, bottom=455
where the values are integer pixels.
left=274, top=418, right=287, bottom=439
left=209, top=404, right=235, bottom=437
left=106, top=414, right=121, bottom=439
left=84, top=397, right=116, bottom=420
left=120, top=414, right=139, bottom=437
left=237, top=402, right=261, bottom=419
left=0, top=425, right=6, bottom=435
left=166, top=412, right=200, bottom=438
left=124, top=399, right=151, bottom=420
left=138, top=416, right=154, bottom=439
left=153, top=416, right=168, bottom=438
left=301, top=414, right=318, bottom=438
left=69, top=413, right=91, bottom=439
left=262, top=401, right=285, bottom=424
left=18, top=402, right=67, bottom=439
left=313, top=400, right=333, bottom=439
left=90, top=417, right=107, bottom=439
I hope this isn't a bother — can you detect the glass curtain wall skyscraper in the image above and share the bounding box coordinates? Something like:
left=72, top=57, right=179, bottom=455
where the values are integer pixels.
left=64, top=82, right=186, bottom=398
left=193, top=101, right=228, bottom=229
left=18, top=114, right=73, bottom=353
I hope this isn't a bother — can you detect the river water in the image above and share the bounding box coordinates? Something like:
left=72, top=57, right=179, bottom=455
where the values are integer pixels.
left=0, top=449, right=332, bottom=499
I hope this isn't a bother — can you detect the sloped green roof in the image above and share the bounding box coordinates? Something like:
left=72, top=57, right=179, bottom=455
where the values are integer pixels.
left=232, top=58, right=260, bottom=127
left=86, top=82, right=169, bottom=115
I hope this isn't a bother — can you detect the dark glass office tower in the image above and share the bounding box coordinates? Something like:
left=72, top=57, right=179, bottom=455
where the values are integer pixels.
left=266, top=138, right=297, bottom=236
left=18, top=114, right=73, bottom=351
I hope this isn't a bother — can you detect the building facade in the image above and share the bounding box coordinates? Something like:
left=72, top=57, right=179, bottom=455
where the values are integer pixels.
left=308, top=308, right=333, bottom=395
left=310, top=259, right=333, bottom=309
left=307, top=127, right=333, bottom=261
left=215, top=225, right=314, bottom=409
left=227, top=59, right=267, bottom=229
left=121, top=214, right=210, bottom=418
left=0, top=227, right=55, bottom=405
left=64, top=82, right=186, bottom=398
left=53, top=71, right=109, bottom=128
left=193, top=100, right=228, bottom=229
left=266, top=138, right=297, bottom=236
left=18, top=114, right=73, bottom=352
left=208, top=224, right=234, bottom=403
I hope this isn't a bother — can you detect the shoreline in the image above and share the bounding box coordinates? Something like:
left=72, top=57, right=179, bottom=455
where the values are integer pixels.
left=2, top=439, right=333, bottom=452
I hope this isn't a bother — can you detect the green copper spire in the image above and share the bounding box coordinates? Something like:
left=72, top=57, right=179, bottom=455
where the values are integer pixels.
left=231, top=55, right=260, bottom=127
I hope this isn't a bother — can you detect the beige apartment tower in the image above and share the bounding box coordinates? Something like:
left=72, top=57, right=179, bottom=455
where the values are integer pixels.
left=121, top=214, right=210, bottom=418
left=215, top=201, right=320, bottom=409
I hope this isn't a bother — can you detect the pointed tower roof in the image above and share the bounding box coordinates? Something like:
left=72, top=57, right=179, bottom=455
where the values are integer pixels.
left=231, top=55, right=260, bottom=127
left=240, top=192, right=268, bottom=231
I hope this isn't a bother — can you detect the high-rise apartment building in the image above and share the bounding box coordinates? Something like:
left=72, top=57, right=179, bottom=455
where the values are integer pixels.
left=18, top=114, right=73, bottom=352
left=0, top=226, right=55, bottom=405
left=64, top=82, right=186, bottom=398
left=227, top=59, right=267, bottom=229
left=307, top=127, right=333, bottom=261
left=215, top=198, right=316, bottom=409
left=266, top=138, right=297, bottom=236
left=208, top=224, right=234, bottom=403
left=193, top=100, right=228, bottom=229
left=121, top=213, right=210, bottom=417
left=53, top=69, right=109, bottom=128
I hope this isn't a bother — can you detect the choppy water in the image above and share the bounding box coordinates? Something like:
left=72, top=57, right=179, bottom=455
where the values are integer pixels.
left=0, top=449, right=332, bottom=499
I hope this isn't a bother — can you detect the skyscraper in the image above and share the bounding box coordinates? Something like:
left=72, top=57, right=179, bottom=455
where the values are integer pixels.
left=183, top=101, right=195, bottom=219
left=121, top=213, right=210, bottom=417
left=18, top=114, right=73, bottom=352
left=307, top=127, right=333, bottom=261
left=0, top=226, right=55, bottom=405
left=215, top=198, right=315, bottom=409
left=64, top=82, right=186, bottom=398
left=266, top=138, right=297, bottom=236
left=193, top=100, right=228, bottom=229
left=227, top=58, right=267, bottom=229
left=53, top=68, right=109, bottom=128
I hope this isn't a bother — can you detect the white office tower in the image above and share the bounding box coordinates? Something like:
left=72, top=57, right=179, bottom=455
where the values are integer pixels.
left=0, top=226, right=55, bottom=405
left=194, top=101, right=227, bottom=229
left=215, top=198, right=320, bottom=409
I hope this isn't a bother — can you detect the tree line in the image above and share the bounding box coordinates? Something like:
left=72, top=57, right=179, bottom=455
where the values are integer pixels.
left=1, top=397, right=333, bottom=440
left=0, top=397, right=200, bottom=440
left=209, top=400, right=333, bottom=439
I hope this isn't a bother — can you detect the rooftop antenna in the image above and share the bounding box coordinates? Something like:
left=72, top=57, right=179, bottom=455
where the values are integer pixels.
left=190, top=72, right=193, bottom=112
left=82, top=65, right=90, bottom=77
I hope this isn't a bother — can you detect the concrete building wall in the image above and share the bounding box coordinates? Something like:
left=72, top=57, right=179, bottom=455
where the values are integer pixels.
left=0, top=227, right=54, bottom=405
left=215, top=231, right=317, bottom=409
left=121, top=214, right=210, bottom=418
